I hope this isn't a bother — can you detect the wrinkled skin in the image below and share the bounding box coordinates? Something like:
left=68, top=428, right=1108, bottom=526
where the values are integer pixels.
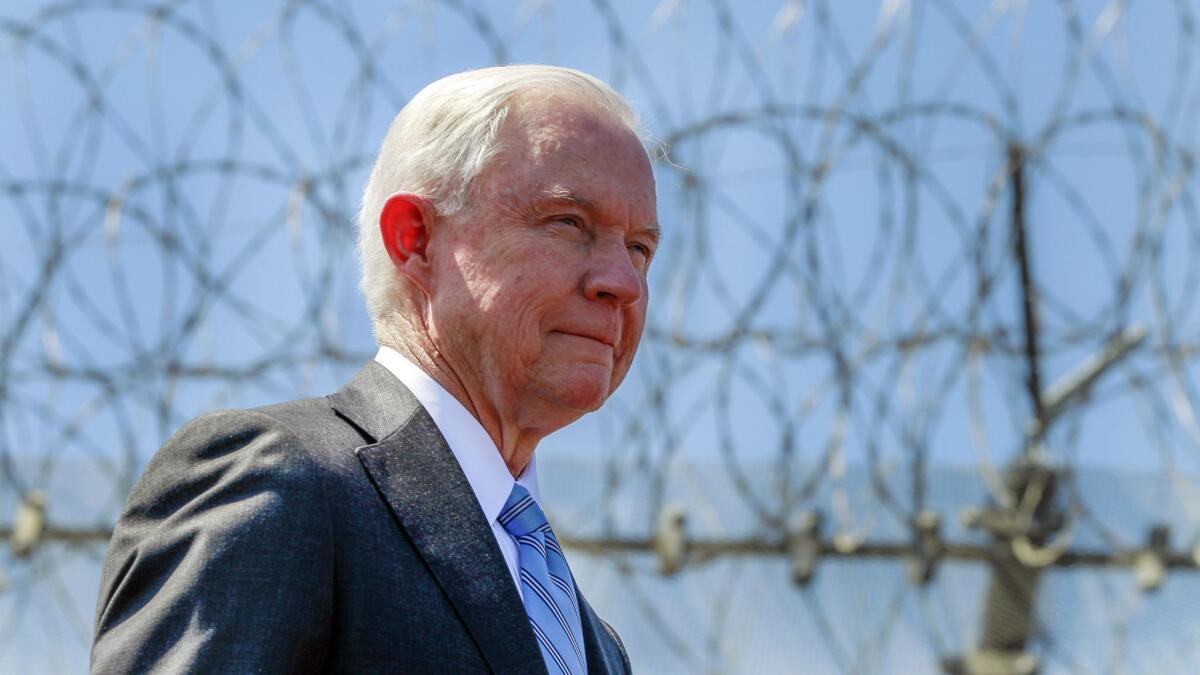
left=387, top=95, right=659, bottom=475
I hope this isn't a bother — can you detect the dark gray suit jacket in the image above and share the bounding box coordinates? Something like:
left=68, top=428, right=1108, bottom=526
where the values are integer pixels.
left=92, top=360, right=631, bottom=673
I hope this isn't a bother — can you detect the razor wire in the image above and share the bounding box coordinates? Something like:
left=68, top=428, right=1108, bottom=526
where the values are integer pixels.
left=3, top=0, right=1200, bottom=672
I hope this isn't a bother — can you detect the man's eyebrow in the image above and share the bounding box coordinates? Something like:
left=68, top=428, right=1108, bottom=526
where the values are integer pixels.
left=538, top=188, right=659, bottom=236
left=637, top=222, right=662, bottom=242
left=538, top=187, right=599, bottom=211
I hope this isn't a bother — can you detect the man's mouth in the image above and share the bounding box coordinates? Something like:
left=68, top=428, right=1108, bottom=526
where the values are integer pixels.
left=557, top=330, right=615, bottom=350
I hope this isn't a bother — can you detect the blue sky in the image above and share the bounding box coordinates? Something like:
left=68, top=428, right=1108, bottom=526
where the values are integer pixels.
left=2, top=1, right=1200, bottom=672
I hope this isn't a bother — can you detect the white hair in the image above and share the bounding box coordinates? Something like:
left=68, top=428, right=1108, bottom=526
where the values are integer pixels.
left=356, top=64, right=647, bottom=341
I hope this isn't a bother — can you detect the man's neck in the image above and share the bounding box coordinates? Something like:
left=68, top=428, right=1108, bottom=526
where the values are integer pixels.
left=383, top=339, right=539, bottom=478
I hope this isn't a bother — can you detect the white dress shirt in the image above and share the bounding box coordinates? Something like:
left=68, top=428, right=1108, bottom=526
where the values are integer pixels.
left=373, top=345, right=539, bottom=597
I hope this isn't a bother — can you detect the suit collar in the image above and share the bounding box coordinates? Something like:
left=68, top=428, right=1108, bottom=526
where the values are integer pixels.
left=371, top=346, right=544, bottom=526
left=325, top=360, right=415, bottom=444
left=328, top=361, right=547, bottom=674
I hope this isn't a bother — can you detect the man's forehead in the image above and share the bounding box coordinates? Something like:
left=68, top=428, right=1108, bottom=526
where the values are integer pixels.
left=480, top=95, right=656, bottom=222
left=508, top=96, right=639, bottom=156
left=510, top=92, right=612, bottom=130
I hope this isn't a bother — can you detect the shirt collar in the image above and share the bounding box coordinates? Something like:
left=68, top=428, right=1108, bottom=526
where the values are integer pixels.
left=373, top=345, right=541, bottom=524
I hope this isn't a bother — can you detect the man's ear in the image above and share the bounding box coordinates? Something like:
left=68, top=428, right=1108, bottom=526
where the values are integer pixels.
left=379, top=192, right=436, bottom=285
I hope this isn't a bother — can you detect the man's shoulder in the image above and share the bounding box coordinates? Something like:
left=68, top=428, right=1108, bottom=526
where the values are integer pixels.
left=252, top=393, right=369, bottom=447
left=143, top=392, right=368, bottom=487
left=121, top=407, right=328, bottom=524
left=94, top=404, right=341, bottom=672
left=153, top=404, right=319, bottom=466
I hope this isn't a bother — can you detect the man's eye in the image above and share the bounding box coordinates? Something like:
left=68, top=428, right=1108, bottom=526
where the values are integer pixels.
left=555, top=216, right=583, bottom=229
left=629, top=243, right=653, bottom=261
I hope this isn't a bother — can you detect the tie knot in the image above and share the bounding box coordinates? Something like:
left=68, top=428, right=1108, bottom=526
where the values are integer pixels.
left=499, top=484, right=550, bottom=537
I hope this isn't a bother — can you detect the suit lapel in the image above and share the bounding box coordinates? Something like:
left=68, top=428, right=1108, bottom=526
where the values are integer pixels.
left=578, top=590, right=628, bottom=675
left=328, top=361, right=547, bottom=674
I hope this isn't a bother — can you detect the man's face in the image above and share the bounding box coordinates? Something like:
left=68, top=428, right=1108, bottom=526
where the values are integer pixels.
left=426, top=97, right=658, bottom=431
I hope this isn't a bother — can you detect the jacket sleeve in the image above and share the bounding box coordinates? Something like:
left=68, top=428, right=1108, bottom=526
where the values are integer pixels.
left=91, top=408, right=334, bottom=674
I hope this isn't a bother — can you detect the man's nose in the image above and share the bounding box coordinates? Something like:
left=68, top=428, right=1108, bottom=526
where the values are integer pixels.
left=582, top=240, right=644, bottom=306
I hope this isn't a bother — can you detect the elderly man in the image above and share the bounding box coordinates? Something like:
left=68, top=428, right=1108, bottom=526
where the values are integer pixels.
left=91, top=65, right=657, bottom=674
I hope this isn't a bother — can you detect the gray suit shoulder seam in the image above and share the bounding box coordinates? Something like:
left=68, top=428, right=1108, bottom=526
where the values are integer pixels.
left=233, top=407, right=337, bottom=583
left=236, top=407, right=338, bottom=665
left=237, top=406, right=335, bottom=509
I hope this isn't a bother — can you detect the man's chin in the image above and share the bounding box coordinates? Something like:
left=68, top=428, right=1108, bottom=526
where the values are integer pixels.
left=533, top=372, right=611, bottom=415
left=559, top=385, right=610, bottom=414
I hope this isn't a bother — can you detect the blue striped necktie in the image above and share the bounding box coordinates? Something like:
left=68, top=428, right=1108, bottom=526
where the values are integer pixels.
left=499, top=484, right=587, bottom=675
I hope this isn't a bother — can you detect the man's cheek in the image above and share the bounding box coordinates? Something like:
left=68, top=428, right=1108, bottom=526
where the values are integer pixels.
left=622, top=309, right=646, bottom=351
left=515, top=309, right=546, bottom=364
